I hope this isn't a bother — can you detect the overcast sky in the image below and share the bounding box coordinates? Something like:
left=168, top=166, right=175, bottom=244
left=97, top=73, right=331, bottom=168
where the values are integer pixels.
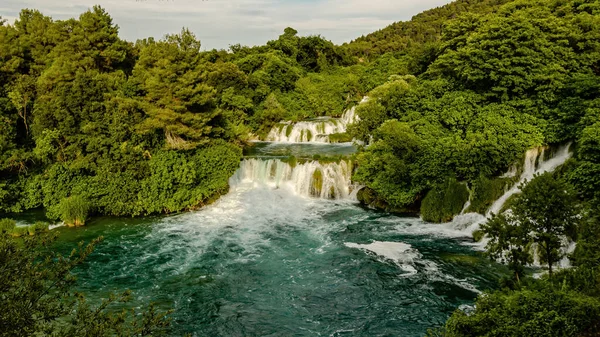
left=1, top=0, right=453, bottom=50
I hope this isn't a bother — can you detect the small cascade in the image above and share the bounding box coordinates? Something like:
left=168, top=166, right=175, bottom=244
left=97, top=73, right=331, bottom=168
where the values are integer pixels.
left=487, top=143, right=572, bottom=217
left=265, top=97, right=367, bottom=143
left=230, top=158, right=355, bottom=199
left=266, top=119, right=346, bottom=143
left=424, top=143, right=573, bottom=247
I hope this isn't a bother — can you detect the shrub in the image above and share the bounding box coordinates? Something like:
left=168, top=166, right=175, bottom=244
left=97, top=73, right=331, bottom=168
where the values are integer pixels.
left=443, top=287, right=600, bottom=337
left=57, top=195, right=90, bottom=227
left=30, top=222, right=49, bottom=235
left=328, top=132, right=353, bottom=143
left=10, top=226, right=29, bottom=237
left=0, top=218, right=16, bottom=233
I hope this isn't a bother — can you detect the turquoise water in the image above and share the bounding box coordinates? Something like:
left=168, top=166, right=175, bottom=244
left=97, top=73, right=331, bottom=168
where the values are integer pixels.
left=243, top=141, right=357, bottom=158
left=52, top=181, right=501, bottom=336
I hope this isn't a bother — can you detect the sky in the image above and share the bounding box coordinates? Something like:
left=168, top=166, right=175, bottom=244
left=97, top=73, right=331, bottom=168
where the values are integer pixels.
left=1, top=0, right=454, bottom=50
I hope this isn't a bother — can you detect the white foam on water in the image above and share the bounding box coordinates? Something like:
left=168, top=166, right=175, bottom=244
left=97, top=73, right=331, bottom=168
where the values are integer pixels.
left=345, top=240, right=482, bottom=293
left=344, top=241, right=420, bottom=275
left=149, top=182, right=327, bottom=275
left=49, top=222, right=65, bottom=230
left=378, top=213, right=487, bottom=244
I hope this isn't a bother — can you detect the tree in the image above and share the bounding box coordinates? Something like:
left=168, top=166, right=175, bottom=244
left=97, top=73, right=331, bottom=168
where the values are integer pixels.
left=482, top=172, right=578, bottom=278
left=8, top=73, right=36, bottom=134
left=0, top=232, right=172, bottom=336
left=516, top=172, right=579, bottom=277
left=133, top=29, right=227, bottom=149
left=481, top=212, right=533, bottom=283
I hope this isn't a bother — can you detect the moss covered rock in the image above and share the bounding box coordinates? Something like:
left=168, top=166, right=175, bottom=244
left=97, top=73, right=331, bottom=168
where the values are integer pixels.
left=420, top=179, right=469, bottom=223
left=467, top=176, right=516, bottom=214
left=328, top=132, right=353, bottom=143
left=311, top=169, right=323, bottom=197
left=357, top=187, right=420, bottom=214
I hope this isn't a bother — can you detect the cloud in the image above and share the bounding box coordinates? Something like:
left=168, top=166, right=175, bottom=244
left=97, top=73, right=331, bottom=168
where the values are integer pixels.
left=1, top=0, right=453, bottom=49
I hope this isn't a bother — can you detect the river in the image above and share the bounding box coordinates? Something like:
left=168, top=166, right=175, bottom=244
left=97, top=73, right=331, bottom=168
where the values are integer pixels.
left=51, top=141, right=503, bottom=336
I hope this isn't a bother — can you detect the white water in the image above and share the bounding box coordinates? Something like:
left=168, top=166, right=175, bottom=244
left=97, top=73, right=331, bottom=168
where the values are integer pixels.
left=408, top=144, right=573, bottom=251
left=230, top=158, right=356, bottom=199
left=344, top=241, right=420, bottom=275
left=344, top=240, right=481, bottom=292
left=487, top=144, right=572, bottom=217
left=265, top=97, right=366, bottom=143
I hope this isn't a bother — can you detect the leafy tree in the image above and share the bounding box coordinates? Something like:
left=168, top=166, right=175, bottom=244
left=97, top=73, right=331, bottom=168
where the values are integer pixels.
left=133, top=28, right=225, bottom=150
left=481, top=212, right=533, bottom=283
left=440, top=285, right=600, bottom=337
left=482, top=172, right=578, bottom=278
left=353, top=119, right=425, bottom=208
left=517, top=173, right=578, bottom=277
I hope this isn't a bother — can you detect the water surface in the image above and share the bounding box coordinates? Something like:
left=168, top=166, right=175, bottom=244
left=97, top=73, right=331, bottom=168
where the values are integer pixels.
left=53, top=181, right=501, bottom=337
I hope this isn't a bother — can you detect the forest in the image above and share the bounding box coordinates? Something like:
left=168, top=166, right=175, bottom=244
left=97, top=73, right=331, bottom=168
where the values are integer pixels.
left=1, top=0, right=599, bottom=335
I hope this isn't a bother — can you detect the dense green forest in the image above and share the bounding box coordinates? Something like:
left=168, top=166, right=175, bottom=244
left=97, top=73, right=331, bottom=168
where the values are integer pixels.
left=1, top=0, right=600, bottom=335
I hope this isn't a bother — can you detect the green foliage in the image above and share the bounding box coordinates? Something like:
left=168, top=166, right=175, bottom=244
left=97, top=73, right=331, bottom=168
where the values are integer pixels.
left=467, top=176, right=514, bottom=214
left=0, top=218, right=16, bottom=232
left=353, top=120, right=425, bottom=208
left=442, top=286, right=600, bottom=337
left=57, top=195, right=90, bottom=227
left=579, top=122, right=600, bottom=163
left=346, top=0, right=512, bottom=60
left=9, top=226, right=29, bottom=237
left=311, top=169, right=323, bottom=197
left=0, top=232, right=172, bottom=336
left=350, top=78, right=540, bottom=212
left=30, top=221, right=49, bottom=234
left=421, top=179, right=469, bottom=223
left=482, top=172, right=579, bottom=279
left=0, top=219, right=48, bottom=236
left=138, top=142, right=242, bottom=214
left=328, top=132, right=353, bottom=143
left=481, top=212, right=533, bottom=283
left=516, top=173, right=579, bottom=276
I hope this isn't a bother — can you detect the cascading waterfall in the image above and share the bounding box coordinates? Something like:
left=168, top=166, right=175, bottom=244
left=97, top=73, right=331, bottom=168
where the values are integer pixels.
left=265, top=97, right=367, bottom=143
left=437, top=143, right=573, bottom=243
left=230, top=158, right=356, bottom=199
left=266, top=119, right=346, bottom=143
left=487, top=143, right=572, bottom=217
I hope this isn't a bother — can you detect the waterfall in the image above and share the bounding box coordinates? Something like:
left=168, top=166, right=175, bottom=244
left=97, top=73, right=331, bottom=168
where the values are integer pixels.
left=487, top=143, right=572, bottom=217
left=230, top=158, right=356, bottom=199
left=424, top=143, right=573, bottom=249
left=265, top=97, right=367, bottom=143
left=266, top=119, right=346, bottom=143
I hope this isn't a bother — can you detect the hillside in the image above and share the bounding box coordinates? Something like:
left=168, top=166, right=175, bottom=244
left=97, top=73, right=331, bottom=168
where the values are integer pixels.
left=344, top=0, right=513, bottom=59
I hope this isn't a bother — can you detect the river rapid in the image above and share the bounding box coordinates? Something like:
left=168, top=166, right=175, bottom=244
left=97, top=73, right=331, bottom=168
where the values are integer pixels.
left=52, top=153, right=502, bottom=336
left=48, top=107, right=574, bottom=337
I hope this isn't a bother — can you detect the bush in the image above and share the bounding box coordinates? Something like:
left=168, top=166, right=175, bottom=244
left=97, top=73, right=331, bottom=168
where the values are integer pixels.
left=10, top=226, right=29, bottom=237
left=443, top=287, right=600, bottom=337
left=0, top=218, right=16, bottom=233
left=29, top=222, right=49, bottom=235
left=421, top=179, right=469, bottom=223
left=57, top=195, right=90, bottom=227
left=328, top=132, right=353, bottom=143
